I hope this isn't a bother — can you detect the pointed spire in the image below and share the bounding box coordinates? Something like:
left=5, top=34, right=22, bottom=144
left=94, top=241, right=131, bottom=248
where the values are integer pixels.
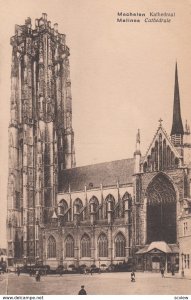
left=171, top=62, right=184, bottom=136
left=134, top=129, right=141, bottom=156
left=136, top=128, right=140, bottom=144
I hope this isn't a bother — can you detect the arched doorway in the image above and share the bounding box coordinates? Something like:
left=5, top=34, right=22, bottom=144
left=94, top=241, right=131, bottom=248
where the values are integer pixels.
left=146, top=173, right=177, bottom=244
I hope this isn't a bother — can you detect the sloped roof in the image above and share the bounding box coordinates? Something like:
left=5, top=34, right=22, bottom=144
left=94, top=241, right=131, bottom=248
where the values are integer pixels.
left=147, top=241, right=172, bottom=253
left=59, top=158, right=135, bottom=192
left=135, top=242, right=179, bottom=255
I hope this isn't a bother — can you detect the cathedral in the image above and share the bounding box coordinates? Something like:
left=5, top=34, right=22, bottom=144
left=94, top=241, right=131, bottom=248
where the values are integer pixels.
left=7, top=14, right=191, bottom=274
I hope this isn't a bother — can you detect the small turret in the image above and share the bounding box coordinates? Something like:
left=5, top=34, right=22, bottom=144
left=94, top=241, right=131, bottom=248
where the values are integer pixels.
left=134, top=129, right=141, bottom=174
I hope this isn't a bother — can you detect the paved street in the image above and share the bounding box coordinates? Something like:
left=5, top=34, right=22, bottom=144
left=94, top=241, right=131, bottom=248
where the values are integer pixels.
left=0, top=272, right=190, bottom=295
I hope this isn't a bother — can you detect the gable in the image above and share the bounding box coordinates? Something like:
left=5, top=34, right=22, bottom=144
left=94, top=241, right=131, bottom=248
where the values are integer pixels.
left=148, top=248, right=165, bottom=254
left=142, top=125, right=181, bottom=172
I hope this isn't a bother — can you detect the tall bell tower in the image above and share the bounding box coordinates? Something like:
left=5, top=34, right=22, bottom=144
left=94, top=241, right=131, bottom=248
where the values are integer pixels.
left=7, top=14, right=75, bottom=265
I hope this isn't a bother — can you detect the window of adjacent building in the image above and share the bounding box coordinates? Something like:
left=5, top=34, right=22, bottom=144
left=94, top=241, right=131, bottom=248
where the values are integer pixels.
left=187, top=254, right=190, bottom=269
left=98, top=234, right=108, bottom=257
left=183, top=222, right=188, bottom=235
left=47, top=235, right=56, bottom=258
left=65, top=235, right=74, bottom=258
left=81, top=234, right=91, bottom=257
left=115, top=233, right=126, bottom=257
left=184, top=254, right=190, bottom=269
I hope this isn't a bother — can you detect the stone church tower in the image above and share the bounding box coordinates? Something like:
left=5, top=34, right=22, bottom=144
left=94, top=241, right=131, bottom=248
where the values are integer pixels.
left=7, top=14, right=75, bottom=265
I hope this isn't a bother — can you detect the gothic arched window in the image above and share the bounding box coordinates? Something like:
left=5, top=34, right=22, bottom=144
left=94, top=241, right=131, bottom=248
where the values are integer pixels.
left=159, top=134, right=162, bottom=170
left=155, top=141, right=159, bottom=171
left=58, top=199, right=69, bottom=222
left=73, top=198, right=83, bottom=221
left=81, top=234, right=91, bottom=257
left=58, top=199, right=68, bottom=215
left=122, top=192, right=131, bottom=218
left=65, top=235, right=74, bottom=258
left=167, top=146, right=170, bottom=168
left=115, top=233, right=126, bottom=257
left=105, top=194, right=115, bottom=218
left=163, top=139, right=167, bottom=169
left=89, top=196, right=99, bottom=220
left=73, top=198, right=83, bottom=213
left=47, top=235, right=56, bottom=258
left=98, top=234, right=108, bottom=257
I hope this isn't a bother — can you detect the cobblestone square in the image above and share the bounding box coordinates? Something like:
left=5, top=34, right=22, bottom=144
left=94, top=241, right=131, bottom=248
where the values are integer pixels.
left=0, top=272, right=190, bottom=295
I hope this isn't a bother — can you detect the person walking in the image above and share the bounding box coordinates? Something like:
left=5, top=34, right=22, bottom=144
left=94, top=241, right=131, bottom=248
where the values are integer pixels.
left=131, top=271, right=135, bottom=282
left=160, top=267, right=165, bottom=278
left=35, top=270, right=41, bottom=282
left=78, top=285, right=87, bottom=295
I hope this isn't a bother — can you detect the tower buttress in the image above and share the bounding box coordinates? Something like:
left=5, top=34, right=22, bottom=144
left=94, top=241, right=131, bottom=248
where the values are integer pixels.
left=7, top=14, right=76, bottom=265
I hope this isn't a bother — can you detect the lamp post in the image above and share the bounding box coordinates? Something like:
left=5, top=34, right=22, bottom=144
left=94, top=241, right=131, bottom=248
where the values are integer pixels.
left=181, top=252, right=184, bottom=277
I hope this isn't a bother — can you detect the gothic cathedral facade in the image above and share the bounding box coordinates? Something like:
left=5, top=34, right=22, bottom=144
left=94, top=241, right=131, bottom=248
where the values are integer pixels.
left=7, top=15, right=191, bottom=274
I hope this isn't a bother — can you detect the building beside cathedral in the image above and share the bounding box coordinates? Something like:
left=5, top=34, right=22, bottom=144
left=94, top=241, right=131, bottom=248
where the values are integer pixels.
left=7, top=14, right=191, bottom=275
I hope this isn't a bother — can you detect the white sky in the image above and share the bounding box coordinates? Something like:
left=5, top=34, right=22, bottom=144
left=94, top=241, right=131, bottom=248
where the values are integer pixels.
left=0, top=0, right=191, bottom=247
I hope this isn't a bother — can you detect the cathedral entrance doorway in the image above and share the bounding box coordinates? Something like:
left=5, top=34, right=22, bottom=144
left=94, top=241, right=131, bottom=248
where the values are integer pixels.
left=146, top=173, right=177, bottom=244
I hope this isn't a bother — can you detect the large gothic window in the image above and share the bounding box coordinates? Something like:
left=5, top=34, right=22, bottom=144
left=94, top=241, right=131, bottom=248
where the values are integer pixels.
left=98, top=234, right=108, bottom=257
left=81, top=234, right=91, bottom=257
left=143, top=138, right=180, bottom=172
left=47, top=235, right=56, bottom=258
left=65, top=235, right=74, bottom=257
left=146, top=173, right=176, bottom=243
left=115, top=233, right=126, bottom=257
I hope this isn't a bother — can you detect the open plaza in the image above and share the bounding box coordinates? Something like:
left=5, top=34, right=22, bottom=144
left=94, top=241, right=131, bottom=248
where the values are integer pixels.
left=0, top=272, right=190, bottom=295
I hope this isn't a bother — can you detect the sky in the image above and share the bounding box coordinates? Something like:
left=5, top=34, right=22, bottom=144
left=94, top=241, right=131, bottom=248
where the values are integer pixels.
left=0, top=0, right=191, bottom=247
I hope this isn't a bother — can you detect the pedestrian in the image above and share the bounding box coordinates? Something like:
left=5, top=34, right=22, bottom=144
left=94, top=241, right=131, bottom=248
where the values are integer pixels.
left=78, top=285, right=87, bottom=295
left=35, top=270, right=41, bottom=282
left=160, top=267, right=165, bottom=278
left=17, top=267, right=20, bottom=277
left=131, top=271, right=135, bottom=282
left=171, top=265, right=175, bottom=276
